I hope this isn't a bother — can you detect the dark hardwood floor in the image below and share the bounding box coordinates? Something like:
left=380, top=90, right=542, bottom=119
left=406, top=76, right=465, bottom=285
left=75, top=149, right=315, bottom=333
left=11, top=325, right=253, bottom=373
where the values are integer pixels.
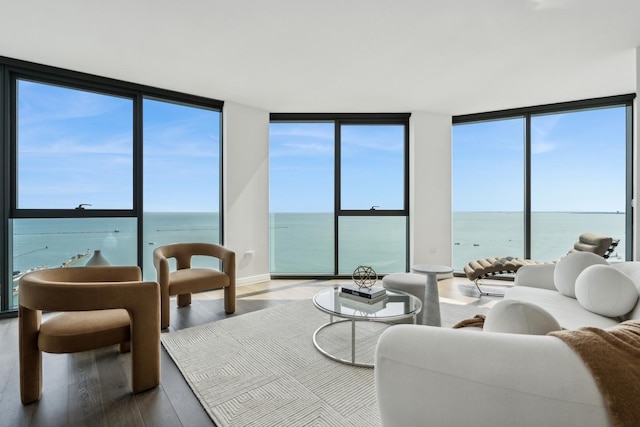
left=0, top=277, right=502, bottom=426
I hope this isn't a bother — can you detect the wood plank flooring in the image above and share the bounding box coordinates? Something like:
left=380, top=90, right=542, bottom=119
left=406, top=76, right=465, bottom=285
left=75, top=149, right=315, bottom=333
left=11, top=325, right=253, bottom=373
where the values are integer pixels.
left=0, top=276, right=504, bottom=426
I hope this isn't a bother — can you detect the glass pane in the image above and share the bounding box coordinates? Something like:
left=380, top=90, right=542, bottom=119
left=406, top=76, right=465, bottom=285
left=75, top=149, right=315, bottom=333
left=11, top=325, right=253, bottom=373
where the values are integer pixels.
left=340, top=125, right=404, bottom=210
left=143, top=98, right=221, bottom=280
left=531, top=107, right=626, bottom=261
left=452, top=118, right=525, bottom=271
left=338, top=216, right=407, bottom=275
left=11, top=218, right=136, bottom=310
left=270, top=212, right=334, bottom=274
left=17, top=80, right=133, bottom=209
left=269, top=122, right=335, bottom=274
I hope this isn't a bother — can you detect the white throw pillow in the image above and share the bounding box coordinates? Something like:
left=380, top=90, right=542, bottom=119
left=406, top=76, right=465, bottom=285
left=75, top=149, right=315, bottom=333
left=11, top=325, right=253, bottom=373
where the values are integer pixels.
left=554, top=252, right=608, bottom=298
left=484, top=299, right=561, bottom=335
left=575, top=264, right=639, bottom=318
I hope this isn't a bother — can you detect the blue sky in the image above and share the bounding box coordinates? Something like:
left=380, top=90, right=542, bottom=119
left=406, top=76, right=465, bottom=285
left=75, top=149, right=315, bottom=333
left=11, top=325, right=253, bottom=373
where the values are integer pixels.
left=17, top=80, right=220, bottom=212
left=453, top=106, right=627, bottom=212
left=269, top=122, right=405, bottom=212
left=271, top=106, right=627, bottom=214
left=17, top=80, right=627, bottom=214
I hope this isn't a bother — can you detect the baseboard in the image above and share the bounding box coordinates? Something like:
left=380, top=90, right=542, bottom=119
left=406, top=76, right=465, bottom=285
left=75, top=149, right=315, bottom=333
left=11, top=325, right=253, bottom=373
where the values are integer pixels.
left=237, top=273, right=271, bottom=286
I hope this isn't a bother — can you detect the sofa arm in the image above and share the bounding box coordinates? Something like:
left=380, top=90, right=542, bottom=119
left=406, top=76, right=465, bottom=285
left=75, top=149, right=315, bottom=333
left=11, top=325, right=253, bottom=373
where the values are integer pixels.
left=513, top=263, right=557, bottom=290
left=375, top=325, right=610, bottom=427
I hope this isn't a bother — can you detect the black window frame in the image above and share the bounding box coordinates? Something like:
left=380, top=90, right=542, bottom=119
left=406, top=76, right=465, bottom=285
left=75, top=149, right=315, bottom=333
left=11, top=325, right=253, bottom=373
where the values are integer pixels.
left=270, top=112, right=411, bottom=277
left=452, top=94, right=635, bottom=266
left=0, top=56, right=224, bottom=315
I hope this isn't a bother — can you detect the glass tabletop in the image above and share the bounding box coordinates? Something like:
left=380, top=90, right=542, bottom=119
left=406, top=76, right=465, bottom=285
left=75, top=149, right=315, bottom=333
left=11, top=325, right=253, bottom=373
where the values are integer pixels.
left=313, top=286, right=422, bottom=320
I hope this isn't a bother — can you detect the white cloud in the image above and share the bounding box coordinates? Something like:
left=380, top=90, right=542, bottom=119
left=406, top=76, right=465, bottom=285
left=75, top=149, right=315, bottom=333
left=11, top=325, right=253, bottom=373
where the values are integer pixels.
left=271, top=141, right=333, bottom=157
left=269, top=124, right=334, bottom=142
left=528, top=0, right=576, bottom=11
left=531, top=141, right=556, bottom=154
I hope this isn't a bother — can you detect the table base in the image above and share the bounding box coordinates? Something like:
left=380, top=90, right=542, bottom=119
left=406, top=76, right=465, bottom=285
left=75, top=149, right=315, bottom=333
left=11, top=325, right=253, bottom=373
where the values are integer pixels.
left=313, top=318, right=412, bottom=368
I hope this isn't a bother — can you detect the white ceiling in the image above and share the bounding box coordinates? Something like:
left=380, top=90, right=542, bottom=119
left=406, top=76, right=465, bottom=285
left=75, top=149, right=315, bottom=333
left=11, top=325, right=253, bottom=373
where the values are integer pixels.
left=1, top=0, right=640, bottom=115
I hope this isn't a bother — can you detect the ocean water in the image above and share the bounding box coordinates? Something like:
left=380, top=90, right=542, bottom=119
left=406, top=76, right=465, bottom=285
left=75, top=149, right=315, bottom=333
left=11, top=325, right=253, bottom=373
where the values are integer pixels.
left=452, top=212, right=626, bottom=271
left=270, top=211, right=626, bottom=274
left=269, top=213, right=407, bottom=275
left=9, top=211, right=626, bottom=308
left=10, top=212, right=220, bottom=308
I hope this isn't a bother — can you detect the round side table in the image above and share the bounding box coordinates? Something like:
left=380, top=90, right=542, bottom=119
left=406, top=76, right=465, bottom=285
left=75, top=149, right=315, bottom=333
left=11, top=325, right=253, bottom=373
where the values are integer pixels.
left=411, top=264, right=453, bottom=327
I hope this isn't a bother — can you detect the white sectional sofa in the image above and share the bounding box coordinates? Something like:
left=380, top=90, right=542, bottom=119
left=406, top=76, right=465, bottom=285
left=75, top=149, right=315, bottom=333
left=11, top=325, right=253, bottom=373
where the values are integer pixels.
left=508, top=261, right=640, bottom=329
left=375, top=257, right=640, bottom=427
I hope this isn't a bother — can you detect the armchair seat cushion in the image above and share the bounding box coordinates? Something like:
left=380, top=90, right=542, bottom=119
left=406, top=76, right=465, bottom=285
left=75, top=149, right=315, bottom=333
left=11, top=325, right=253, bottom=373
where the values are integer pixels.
left=38, top=309, right=130, bottom=354
left=169, top=268, right=229, bottom=295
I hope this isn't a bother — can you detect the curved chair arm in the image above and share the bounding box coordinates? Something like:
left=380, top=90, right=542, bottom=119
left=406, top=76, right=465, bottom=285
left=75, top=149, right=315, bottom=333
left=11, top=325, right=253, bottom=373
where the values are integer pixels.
left=153, top=250, right=172, bottom=291
left=375, top=325, right=610, bottom=427
left=211, top=245, right=236, bottom=285
left=19, top=266, right=160, bottom=399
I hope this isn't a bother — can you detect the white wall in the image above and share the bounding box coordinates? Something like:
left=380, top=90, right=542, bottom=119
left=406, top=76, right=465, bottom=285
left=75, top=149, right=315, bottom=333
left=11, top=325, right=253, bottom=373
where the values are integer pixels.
left=409, top=112, right=453, bottom=267
left=223, top=107, right=454, bottom=283
left=223, top=101, right=271, bottom=285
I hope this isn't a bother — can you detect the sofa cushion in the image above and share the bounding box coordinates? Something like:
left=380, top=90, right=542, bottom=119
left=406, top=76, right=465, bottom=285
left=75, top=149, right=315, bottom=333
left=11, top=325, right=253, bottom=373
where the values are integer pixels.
left=611, top=262, right=640, bottom=321
left=504, top=285, right=619, bottom=330
left=575, top=265, right=638, bottom=318
left=484, top=299, right=561, bottom=335
left=554, top=252, right=608, bottom=298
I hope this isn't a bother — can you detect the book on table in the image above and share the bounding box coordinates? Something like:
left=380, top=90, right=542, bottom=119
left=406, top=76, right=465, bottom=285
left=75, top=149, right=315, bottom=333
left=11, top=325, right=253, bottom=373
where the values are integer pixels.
left=340, top=294, right=389, bottom=311
left=340, top=284, right=387, bottom=299
left=339, top=290, right=389, bottom=305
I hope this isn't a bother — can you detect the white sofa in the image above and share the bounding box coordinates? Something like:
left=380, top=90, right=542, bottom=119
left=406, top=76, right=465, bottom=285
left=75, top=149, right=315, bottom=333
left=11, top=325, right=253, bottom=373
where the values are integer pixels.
left=375, top=260, right=640, bottom=427
left=508, top=261, right=640, bottom=329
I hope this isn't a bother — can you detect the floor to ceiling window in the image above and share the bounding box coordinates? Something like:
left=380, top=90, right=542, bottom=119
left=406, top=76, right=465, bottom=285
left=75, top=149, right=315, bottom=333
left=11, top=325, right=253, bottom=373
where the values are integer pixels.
left=142, top=98, right=222, bottom=280
left=1, top=57, right=223, bottom=313
left=270, top=114, right=409, bottom=276
left=452, top=117, right=525, bottom=269
left=11, top=79, right=137, bottom=310
left=269, top=122, right=335, bottom=274
left=338, top=124, right=407, bottom=274
left=452, top=96, right=633, bottom=272
left=530, top=107, right=627, bottom=260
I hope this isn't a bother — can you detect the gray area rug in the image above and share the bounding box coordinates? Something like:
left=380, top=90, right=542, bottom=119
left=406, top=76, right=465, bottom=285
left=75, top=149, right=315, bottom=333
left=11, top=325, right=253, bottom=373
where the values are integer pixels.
left=161, top=298, right=488, bottom=427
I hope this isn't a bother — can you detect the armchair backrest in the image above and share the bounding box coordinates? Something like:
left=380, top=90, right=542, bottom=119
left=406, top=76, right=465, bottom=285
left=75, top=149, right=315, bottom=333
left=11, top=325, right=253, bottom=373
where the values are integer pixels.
left=19, top=266, right=156, bottom=313
left=153, top=243, right=236, bottom=282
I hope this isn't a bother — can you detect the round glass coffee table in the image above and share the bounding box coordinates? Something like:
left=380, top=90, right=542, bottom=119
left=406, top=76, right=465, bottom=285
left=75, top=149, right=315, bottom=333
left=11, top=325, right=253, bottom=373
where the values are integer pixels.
left=312, top=287, right=422, bottom=368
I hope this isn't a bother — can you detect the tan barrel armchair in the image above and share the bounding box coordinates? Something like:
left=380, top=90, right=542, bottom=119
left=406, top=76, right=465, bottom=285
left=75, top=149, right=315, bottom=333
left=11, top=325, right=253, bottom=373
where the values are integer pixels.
left=153, top=242, right=236, bottom=329
left=18, top=266, right=160, bottom=405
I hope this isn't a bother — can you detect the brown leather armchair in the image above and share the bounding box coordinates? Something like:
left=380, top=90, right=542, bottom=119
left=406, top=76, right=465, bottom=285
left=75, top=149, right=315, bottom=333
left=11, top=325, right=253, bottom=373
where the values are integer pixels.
left=18, top=266, right=160, bottom=404
left=153, top=242, right=236, bottom=329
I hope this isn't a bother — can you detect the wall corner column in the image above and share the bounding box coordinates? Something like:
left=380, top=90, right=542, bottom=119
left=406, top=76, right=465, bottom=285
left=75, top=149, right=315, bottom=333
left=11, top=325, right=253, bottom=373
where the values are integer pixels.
left=409, top=112, right=453, bottom=268
left=222, top=101, right=271, bottom=285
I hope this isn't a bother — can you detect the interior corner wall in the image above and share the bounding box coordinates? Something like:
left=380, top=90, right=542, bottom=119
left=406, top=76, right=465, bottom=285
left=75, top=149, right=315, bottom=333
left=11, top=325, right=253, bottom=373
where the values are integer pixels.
left=409, top=112, right=453, bottom=267
left=222, top=101, right=271, bottom=285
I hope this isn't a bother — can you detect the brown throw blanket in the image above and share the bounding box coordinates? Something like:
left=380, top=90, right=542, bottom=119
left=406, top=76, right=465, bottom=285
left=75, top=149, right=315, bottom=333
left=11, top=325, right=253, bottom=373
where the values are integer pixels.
left=549, top=320, right=640, bottom=427
left=452, top=314, right=486, bottom=329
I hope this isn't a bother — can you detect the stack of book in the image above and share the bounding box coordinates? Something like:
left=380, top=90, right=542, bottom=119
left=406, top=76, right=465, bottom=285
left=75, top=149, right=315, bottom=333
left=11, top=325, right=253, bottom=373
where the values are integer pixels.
left=339, top=284, right=388, bottom=304
left=340, top=295, right=388, bottom=313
